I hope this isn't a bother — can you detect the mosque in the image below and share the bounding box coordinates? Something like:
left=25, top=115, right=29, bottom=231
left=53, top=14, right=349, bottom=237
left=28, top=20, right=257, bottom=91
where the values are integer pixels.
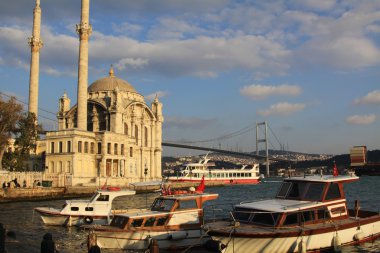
left=26, top=0, right=163, bottom=186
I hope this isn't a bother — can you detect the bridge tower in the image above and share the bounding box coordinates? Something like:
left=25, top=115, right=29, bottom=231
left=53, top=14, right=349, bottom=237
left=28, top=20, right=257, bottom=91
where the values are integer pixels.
left=256, top=121, right=269, bottom=177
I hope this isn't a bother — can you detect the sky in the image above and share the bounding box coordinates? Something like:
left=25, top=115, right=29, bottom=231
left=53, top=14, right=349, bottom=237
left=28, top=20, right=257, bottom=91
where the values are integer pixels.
left=0, top=0, right=379, bottom=156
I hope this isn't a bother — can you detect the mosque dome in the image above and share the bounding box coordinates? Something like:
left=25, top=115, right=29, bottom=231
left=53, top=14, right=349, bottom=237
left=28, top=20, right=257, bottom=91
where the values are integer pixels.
left=88, top=66, right=137, bottom=93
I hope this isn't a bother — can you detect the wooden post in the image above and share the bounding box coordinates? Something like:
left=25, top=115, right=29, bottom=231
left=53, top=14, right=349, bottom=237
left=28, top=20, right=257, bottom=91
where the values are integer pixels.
left=0, top=223, right=5, bottom=253
left=149, top=239, right=159, bottom=253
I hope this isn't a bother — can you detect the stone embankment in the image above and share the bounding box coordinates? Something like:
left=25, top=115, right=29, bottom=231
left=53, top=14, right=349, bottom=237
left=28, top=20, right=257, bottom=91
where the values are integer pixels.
left=0, top=181, right=225, bottom=202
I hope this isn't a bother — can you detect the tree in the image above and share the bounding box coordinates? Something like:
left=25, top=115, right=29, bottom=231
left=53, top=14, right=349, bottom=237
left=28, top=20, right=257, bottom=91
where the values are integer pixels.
left=0, top=96, right=23, bottom=170
left=12, top=112, right=43, bottom=171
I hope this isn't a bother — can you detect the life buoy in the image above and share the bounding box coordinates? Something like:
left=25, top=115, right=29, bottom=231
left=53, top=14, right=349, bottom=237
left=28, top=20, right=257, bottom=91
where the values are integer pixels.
left=84, top=216, right=93, bottom=224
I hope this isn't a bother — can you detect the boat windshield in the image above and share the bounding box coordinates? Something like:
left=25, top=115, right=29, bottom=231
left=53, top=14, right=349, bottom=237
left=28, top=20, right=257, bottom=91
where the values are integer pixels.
left=276, top=181, right=325, bottom=201
left=151, top=198, right=175, bottom=211
left=233, top=207, right=279, bottom=226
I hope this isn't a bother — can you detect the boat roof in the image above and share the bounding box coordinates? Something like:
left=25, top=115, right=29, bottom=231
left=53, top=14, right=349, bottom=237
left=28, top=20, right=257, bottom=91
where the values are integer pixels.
left=237, top=198, right=343, bottom=213
left=284, top=174, right=359, bottom=183
left=96, top=189, right=136, bottom=196
left=160, top=192, right=218, bottom=200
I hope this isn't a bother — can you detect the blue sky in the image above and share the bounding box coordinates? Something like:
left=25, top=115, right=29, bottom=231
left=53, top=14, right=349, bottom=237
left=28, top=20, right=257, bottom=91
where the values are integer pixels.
left=0, top=0, right=379, bottom=156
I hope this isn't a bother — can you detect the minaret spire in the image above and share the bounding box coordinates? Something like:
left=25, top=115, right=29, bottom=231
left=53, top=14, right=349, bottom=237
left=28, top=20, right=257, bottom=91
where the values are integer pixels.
left=76, top=0, right=92, bottom=130
left=28, top=0, right=43, bottom=121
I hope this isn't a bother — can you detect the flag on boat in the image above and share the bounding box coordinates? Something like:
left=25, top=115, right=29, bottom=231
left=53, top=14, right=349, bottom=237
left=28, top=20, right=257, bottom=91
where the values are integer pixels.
left=333, top=162, right=339, bottom=177
left=160, top=182, right=167, bottom=195
left=196, top=175, right=205, bottom=193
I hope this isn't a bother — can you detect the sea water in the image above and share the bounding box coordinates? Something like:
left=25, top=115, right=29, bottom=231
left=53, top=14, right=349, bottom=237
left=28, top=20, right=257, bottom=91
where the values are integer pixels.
left=0, top=177, right=379, bottom=253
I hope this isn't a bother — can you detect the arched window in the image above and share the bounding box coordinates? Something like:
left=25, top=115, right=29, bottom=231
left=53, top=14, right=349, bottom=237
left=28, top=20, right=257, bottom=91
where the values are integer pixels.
left=144, top=127, right=148, bottom=147
left=97, top=142, right=102, bottom=154
left=124, top=123, right=128, bottom=135
left=135, top=125, right=138, bottom=144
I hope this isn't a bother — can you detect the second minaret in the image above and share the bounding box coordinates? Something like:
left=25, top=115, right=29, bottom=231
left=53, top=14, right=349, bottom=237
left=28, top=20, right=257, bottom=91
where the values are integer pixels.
left=76, top=0, right=92, bottom=130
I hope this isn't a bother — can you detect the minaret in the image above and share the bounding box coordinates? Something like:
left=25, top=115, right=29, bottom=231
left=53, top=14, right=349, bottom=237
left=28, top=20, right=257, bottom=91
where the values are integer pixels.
left=28, top=0, right=43, bottom=121
left=76, top=0, right=92, bottom=130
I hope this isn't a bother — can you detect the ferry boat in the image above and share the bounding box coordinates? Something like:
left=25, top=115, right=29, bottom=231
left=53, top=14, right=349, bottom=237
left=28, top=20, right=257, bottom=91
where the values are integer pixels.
left=204, top=172, right=380, bottom=253
left=168, top=155, right=261, bottom=184
left=89, top=190, right=218, bottom=251
left=34, top=188, right=136, bottom=226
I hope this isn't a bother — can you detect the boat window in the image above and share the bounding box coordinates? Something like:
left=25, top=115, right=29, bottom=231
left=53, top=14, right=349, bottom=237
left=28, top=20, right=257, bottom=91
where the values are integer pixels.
left=283, top=213, right=298, bottom=226
left=276, top=182, right=291, bottom=198
left=325, top=183, right=341, bottom=200
left=317, top=208, right=330, bottom=220
left=156, top=216, right=168, bottom=226
left=144, top=217, right=156, bottom=227
left=111, top=216, right=128, bottom=228
left=177, top=199, right=198, bottom=210
left=151, top=198, right=175, bottom=211
left=304, top=183, right=325, bottom=201
left=89, top=193, right=98, bottom=202
left=85, top=207, right=93, bottom=211
left=71, top=207, right=79, bottom=211
left=131, top=219, right=144, bottom=227
left=287, top=182, right=307, bottom=199
left=251, top=212, right=279, bottom=226
left=96, top=194, right=109, bottom=201
left=300, top=210, right=315, bottom=223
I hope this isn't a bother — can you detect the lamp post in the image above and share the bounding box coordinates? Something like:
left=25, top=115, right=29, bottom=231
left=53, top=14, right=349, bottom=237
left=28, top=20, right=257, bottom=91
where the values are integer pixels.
left=144, top=166, right=148, bottom=207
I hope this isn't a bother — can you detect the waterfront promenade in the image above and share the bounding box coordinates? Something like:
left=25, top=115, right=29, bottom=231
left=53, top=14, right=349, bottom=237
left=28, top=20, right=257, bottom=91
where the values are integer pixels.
left=0, top=181, right=225, bottom=203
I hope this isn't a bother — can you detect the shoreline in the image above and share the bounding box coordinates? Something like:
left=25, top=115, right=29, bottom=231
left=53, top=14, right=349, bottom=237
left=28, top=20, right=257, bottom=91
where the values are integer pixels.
left=0, top=181, right=226, bottom=203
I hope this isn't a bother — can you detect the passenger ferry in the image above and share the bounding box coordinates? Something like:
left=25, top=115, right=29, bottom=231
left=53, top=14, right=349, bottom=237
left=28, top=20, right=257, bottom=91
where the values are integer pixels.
left=168, top=155, right=261, bottom=184
left=204, top=171, right=380, bottom=253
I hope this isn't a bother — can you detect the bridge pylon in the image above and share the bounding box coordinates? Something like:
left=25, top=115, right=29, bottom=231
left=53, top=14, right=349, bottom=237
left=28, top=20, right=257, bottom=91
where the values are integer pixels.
left=256, top=121, right=269, bottom=177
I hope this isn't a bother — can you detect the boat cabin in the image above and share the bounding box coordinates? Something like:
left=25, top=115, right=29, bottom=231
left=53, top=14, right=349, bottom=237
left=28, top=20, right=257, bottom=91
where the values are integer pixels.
left=60, top=188, right=136, bottom=216
left=233, top=175, right=359, bottom=228
left=109, top=193, right=218, bottom=230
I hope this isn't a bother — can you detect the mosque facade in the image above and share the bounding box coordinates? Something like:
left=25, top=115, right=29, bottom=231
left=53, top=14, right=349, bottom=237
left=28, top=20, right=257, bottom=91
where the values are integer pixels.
left=25, top=0, right=163, bottom=187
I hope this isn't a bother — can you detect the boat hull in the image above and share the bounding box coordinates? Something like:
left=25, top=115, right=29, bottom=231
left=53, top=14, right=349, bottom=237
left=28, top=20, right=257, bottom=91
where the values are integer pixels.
left=168, top=178, right=260, bottom=184
left=95, top=229, right=209, bottom=250
left=207, top=215, right=380, bottom=253
left=35, top=208, right=110, bottom=226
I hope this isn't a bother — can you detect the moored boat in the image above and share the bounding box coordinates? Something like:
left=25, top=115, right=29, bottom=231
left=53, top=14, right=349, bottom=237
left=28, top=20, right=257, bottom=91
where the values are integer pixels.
left=168, top=154, right=261, bottom=185
left=34, top=188, right=136, bottom=226
left=204, top=171, right=380, bottom=252
left=89, top=190, right=218, bottom=251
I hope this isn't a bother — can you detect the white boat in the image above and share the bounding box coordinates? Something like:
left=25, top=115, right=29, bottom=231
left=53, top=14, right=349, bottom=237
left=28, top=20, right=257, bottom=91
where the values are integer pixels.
left=90, top=191, right=219, bottom=251
left=168, top=155, right=261, bottom=185
left=204, top=172, right=380, bottom=253
left=34, top=188, right=136, bottom=226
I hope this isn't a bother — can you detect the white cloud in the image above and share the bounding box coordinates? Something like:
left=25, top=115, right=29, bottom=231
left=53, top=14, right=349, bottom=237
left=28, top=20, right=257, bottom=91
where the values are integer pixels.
left=115, top=58, right=149, bottom=70
left=299, top=36, right=380, bottom=69
left=240, top=84, right=301, bottom=100
left=354, top=90, right=380, bottom=105
left=145, top=91, right=168, bottom=101
left=257, top=102, right=305, bottom=116
left=346, top=114, right=377, bottom=125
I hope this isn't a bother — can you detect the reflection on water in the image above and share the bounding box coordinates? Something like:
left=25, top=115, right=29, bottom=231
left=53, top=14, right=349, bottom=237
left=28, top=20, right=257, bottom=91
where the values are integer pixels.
left=0, top=177, right=379, bottom=253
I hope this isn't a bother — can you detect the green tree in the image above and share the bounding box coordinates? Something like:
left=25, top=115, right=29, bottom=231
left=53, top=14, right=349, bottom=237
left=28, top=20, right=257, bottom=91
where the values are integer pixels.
left=0, top=96, right=23, bottom=170
left=9, top=112, right=42, bottom=171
